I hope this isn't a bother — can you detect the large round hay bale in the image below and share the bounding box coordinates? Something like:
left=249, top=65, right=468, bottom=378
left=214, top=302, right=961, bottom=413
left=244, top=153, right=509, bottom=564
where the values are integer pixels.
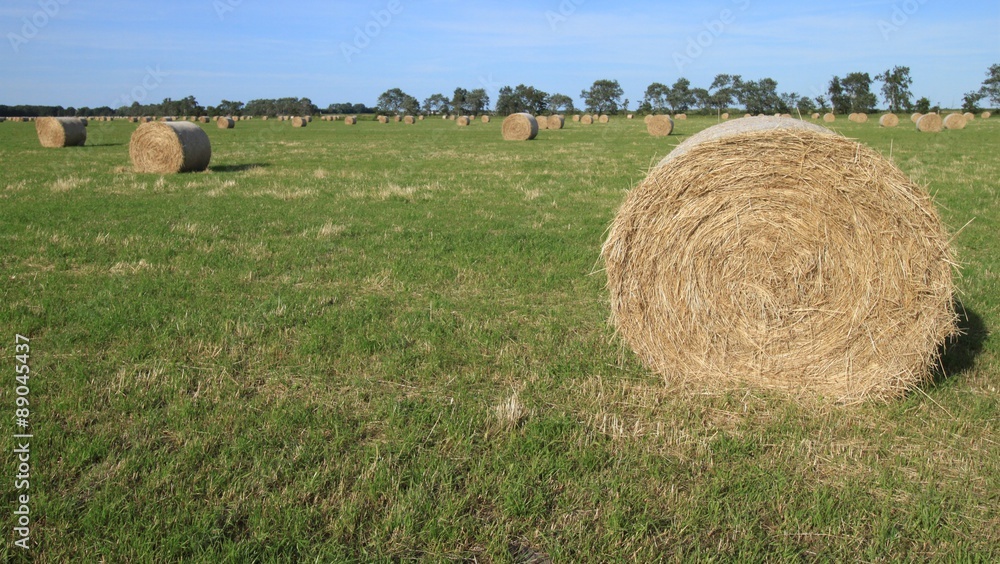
left=393, top=115, right=401, bottom=123
left=572, top=115, right=580, bottom=122
left=580, top=114, right=593, bottom=125
left=602, top=117, right=955, bottom=402
left=910, top=112, right=923, bottom=123
left=537, top=116, right=548, bottom=130
left=644, top=114, right=654, bottom=124
left=456, top=116, right=470, bottom=126
left=646, top=115, right=674, bottom=136
left=377, top=115, right=388, bottom=124
left=962, top=112, right=975, bottom=121
left=598, top=114, right=610, bottom=123
left=129, top=121, right=211, bottom=174
left=627, top=114, right=634, bottom=119
left=546, top=115, right=565, bottom=130
left=811, top=112, right=820, bottom=119
left=198, top=116, right=209, bottom=124
left=481, top=115, right=491, bottom=123
left=879, top=113, right=899, bottom=128
left=418, top=115, right=425, bottom=121
left=823, top=113, right=836, bottom=122
left=344, top=116, right=357, bottom=125
left=35, top=117, right=87, bottom=147
left=675, top=113, right=687, bottom=120
left=982, top=111, right=991, bottom=119
left=403, top=115, right=415, bottom=125
left=943, top=113, right=967, bottom=130
left=916, top=113, right=943, bottom=132
left=292, top=116, right=308, bottom=127
left=501, top=113, right=538, bottom=141
left=217, top=117, right=235, bottom=129
left=721, top=112, right=730, bottom=120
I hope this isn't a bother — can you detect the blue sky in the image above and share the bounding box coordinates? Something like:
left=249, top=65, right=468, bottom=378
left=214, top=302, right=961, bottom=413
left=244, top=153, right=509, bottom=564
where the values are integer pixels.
left=1, top=0, right=997, bottom=110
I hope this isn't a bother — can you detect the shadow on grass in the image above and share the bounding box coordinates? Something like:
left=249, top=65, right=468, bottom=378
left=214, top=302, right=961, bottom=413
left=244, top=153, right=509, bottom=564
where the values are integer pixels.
left=210, top=163, right=271, bottom=173
left=935, top=301, right=988, bottom=385
left=84, top=143, right=126, bottom=147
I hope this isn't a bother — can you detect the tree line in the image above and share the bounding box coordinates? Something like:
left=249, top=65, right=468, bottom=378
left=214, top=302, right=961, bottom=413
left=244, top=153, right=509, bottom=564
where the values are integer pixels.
left=3, top=65, right=997, bottom=118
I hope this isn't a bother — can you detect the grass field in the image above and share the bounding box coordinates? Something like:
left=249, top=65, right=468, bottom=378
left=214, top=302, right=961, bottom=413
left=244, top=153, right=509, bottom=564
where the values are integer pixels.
left=2, top=114, right=998, bottom=561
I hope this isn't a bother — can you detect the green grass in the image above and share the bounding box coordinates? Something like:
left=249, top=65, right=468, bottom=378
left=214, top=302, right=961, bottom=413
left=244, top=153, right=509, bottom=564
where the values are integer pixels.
left=2, top=114, right=998, bottom=561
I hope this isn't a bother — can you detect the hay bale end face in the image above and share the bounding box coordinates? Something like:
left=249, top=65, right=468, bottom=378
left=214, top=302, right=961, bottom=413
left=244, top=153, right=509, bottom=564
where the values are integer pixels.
left=456, top=116, right=470, bottom=126
left=344, top=116, right=357, bottom=125
left=546, top=115, right=565, bottom=130
left=292, top=116, right=308, bottom=127
left=823, top=113, right=836, bottom=122
left=602, top=117, right=956, bottom=402
left=129, top=121, right=211, bottom=174
left=572, top=114, right=581, bottom=122
left=403, top=115, right=415, bottom=125
left=645, top=115, right=674, bottom=136
left=963, top=112, right=975, bottom=121
left=943, top=113, right=967, bottom=130
left=879, top=113, right=900, bottom=128
left=580, top=114, right=593, bottom=125
left=811, top=112, right=820, bottom=119
left=910, top=112, right=923, bottom=123
left=536, top=116, right=548, bottom=130
left=501, top=113, right=538, bottom=141
left=481, top=115, right=491, bottom=123
left=35, top=117, right=87, bottom=147
left=598, top=114, right=610, bottom=123
left=217, top=117, right=235, bottom=129
left=982, top=111, right=991, bottom=119
left=916, top=113, right=943, bottom=132
left=721, top=112, right=730, bottom=120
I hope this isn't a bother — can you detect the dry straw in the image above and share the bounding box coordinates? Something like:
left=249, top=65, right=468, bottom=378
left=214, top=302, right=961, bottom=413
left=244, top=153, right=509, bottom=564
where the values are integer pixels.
left=943, top=113, right=967, bottom=130
left=580, top=114, right=593, bottom=125
left=645, top=115, right=674, bottom=136
left=823, top=113, right=836, bottom=122
left=537, top=116, right=548, bottom=130
left=377, top=115, right=388, bottom=124
left=217, top=117, right=235, bottom=129
left=963, top=112, right=975, bottom=121
left=198, top=116, right=209, bottom=124
left=602, top=117, right=956, bottom=403
left=344, top=116, right=357, bottom=125
left=982, top=111, right=991, bottom=119
left=547, top=115, right=565, bottom=130
left=878, top=113, right=900, bottom=128
left=916, top=113, right=943, bottom=132
left=675, top=113, right=687, bottom=120
left=572, top=114, right=581, bottom=122
left=811, top=112, right=820, bottom=119
left=481, top=115, right=491, bottom=123
left=910, top=112, right=923, bottom=123
left=403, top=115, right=415, bottom=124
left=129, top=121, right=211, bottom=174
left=456, top=116, right=470, bottom=126
left=501, top=113, right=538, bottom=141
left=35, top=117, right=87, bottom=147
left=627, top=114, right=634, bottom=119
left=598, top=114, right=610, bottom=123
left=292, top=116, right=308, bottom=127
left=721, top=112, right=730, bottom=120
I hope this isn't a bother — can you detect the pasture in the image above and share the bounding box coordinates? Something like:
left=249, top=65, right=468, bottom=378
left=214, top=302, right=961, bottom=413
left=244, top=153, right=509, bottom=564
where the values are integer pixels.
left=1, top=115, right=998, bottom=561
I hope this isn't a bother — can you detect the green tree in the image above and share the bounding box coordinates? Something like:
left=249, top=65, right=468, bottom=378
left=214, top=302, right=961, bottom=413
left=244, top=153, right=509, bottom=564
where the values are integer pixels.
left=666, top=78, right=695, bottom=112
left=814, top=95, right=828, bottom=112
left=217, top=99, right=244, bottom=116
left=842, top=72, right=877, bottom=113
left=422, top=93, right=450, bottom=115
left=739, top=78, right=781, bottom=114
left=547, top=93, right=575, bottom=113
left=914, top=97, right=931, bottom=113
left=641, top=82, right=670, bottom=112
left=962, top=90, right=985, bottom=113
left=376, top=88, right=413, bottom=115
left=495, top=85, right=548, bottom=115
left=581, top=79, right=624, bottom=113
left=708, top=74, right=741, bottom=114
left=876, top=66, right=913, bottom=112
left=828, top=76, right=850, bottom=114
left=465, top=88, right=490, bottom=115
left=980, top=63, right=1000, bottom=106
left=451, top=88, right=469, bottom=114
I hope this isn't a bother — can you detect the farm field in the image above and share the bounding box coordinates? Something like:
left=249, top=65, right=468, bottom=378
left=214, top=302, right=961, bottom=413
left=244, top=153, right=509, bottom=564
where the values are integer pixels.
left=1, top=115, right=998, bottom=561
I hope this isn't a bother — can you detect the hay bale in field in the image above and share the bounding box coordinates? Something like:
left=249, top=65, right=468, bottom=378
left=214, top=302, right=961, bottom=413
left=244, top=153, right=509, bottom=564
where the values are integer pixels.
left=627, top=114, right=634, bottom=119
left=598, top=114, right=610, bottom=123
left=537, top=116, right=548, bottom=130
left=393, top=115, right=401, bottom=122
left=580, top=114, right=593, bottom=125
left=35, top=117, right=87, bottom=147
left=217, top=117, right=235, bottom=129
left=675, top=113, right=687, bottom=120
left=547, top=115, right=565, bottom=130
left=811, top=113, right=820, bottom=119
left=963, top=112, right=975, bottom=121
left=572, top=114, right=580, bottom=122
left=501, top=113, right=538, bottom=141
left=721, top=113, right=730, bottom=120
left=646, top=115, right=674, bottom=136
left=344, top=116, right=357, bottom=125
left=744, top=113, right=752, bottom=118
left=419, top=115, right=425, bottom=121
left=129, top=121, right=211, bottom=173
left=261, top=116, right=269, bottom=121
left=456, top=116, right=471, bottom=126
left=856, top=113, right=869, bottom=123
left=602, top=117, right=956, bottom=403
left=910, top=112, right=923, bottom=123
left=916, top=113, right=943, bottom=132
left=403, top=115, right=415, bottom=124
left=943, top=113, right=967, bottom=130
left=644, top=115, right=653, bottom=124
left=982, top=111, right=991, bottom=119
left=879, top=113, right=899, bottom=128
left=377, top=115, right=388, bottom=124
left=481, top=115, right=491, bottom=123
left=292, top=116, right=308, bottom=127
left=823, top=113, right=836, bottom=122
left=198, top=116, right=209, bottom=123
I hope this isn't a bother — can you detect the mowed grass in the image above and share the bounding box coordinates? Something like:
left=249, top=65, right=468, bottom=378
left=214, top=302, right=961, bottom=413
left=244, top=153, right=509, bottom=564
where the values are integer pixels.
left=1, top=114, right=998, bottom=561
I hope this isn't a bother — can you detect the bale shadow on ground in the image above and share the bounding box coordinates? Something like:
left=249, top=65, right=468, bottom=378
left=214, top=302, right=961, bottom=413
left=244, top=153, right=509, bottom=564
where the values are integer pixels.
left=210, top=163, right=271, bottom=173
left=936, top=300, right=988, bottom=384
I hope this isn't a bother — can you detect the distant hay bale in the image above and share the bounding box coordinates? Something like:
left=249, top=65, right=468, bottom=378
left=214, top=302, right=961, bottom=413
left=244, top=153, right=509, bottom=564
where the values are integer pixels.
left=501, top=113, right=538, bottom=141
left=910, top=112, right=923, bottom=123
left=403, top=115, right=415, bottom=124
left=418, top=115, right=425, bottom=120
left=129, top=121, right=211, bottom=174
left=393, top=115, right=401, bottom=122
left=675, top=113, right=687, bottom=120
left=744, top=113, right=752, bottom=118
left=646, top=115, right=674, bottom=136
left=217, top=117, right=235, bottom=129
left=878, top=113, right=900, bottom=127
left=580, top=114, right=593, bottom=125
left=823, top=113, right=836, bottom=122
left=780, top=113, right=792, bottom=118
left=377, top=115, right=388, bottom=124
left=721, top=112, right=730, bottom=120
left=456, top=116, right=470, bottom=126
left=627, top=114, right=634, bottom=119
left=481, top=115, right=491, bottom=123
left=811, top=113, right=820, bottom=119
left=292, top=116, right=308, bottom=127
left=916, top=113, right=943, bottom=132
left=197, top=116, right=208, bottom=123
left=546, top=115, right=565, bottom=130
left=305, top=116, right=313, bottom=122
left=942, top=113, right=967, bottom=130
left=572, top=115, right=581, bottom=122
left=982, top=111, right=991, bottom=119
left=344, top=116, right=357, bottom=125
left=602, top=116, right=956, bottom=403
left=598, top=114, right=610, bottom=123
left=35, top=117, right=87, bottom=147
left=856, top=113, right=869, bottom=123
left=963, top=112, right=975, bottom=121
left=261, top=116, right=269, bottom=121
left=537, top=116, right=548, bottom=130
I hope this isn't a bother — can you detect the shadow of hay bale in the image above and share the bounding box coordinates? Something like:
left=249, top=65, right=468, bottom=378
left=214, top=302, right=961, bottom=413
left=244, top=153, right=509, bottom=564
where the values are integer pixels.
left=937, top=301, right=988, bottom=383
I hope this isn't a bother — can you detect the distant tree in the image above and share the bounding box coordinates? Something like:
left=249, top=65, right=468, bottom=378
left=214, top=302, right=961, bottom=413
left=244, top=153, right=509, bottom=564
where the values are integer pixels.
left=217, top=99, right=244, bottom=116
left=465, top=88, right=490, bottom=114
left=401, top=95, right=420, bottom=116
left=376, top=88, right=413, bottom=115
left=666, top=78, right=695, bottom=112
left=739, top=78, right=781, bottom=114
left=828, top=76, right=850, bottom=114
left=980, top=63, right=1000, bottom=106
left=914, top=97, right=931, bottom=113
left=778, top=92, right=800, bottom=113
left=814, top=95, right=829, bottom=112
left=451, top=88, right=469, bottom=114
left=692, top=88, right=711, bottom=111
left=495, top=84, right=549, bottom=115
left=547, top=93, right=575, bottom=113
left=962, top=90, right=985, bottom=113
left=422, top=93, right=450, bottom=115
left=641, top=82, right=670, bottom=112
left=581, top=79, right=624, bottom=113
left=876, top=66, right=913, bottom=112
left=796, top=95, right=817, bottom=114
left=708, top=74, right=741, bottom=113
left=842, top=72, right=877, bottom=113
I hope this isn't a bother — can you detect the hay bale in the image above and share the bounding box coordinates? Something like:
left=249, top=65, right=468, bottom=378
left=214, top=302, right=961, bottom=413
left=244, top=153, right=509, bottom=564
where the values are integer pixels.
left=744, top=113, right=752, bottom=118
left=35, top=117, right=87, bottom=147
left=292, top=116, right=308, bottom=127
left=537, top=116, right=548, bottom=130
left=546, top=115, right=565, bottom=130
left=856, top=113, right=868, bottom=123
left=261, top=116, right=269, bottom=121
left=811, top=113, right=820, bottom=119
left=580, top=114, right=593, bottom=125
left=598, top=114, right=610, bottom=123
left=916, top=113, right=943, bottom=132
left=129, top=121, right=211, bottom=174
left=344, top=116, right=357, bottom=125
left=572, top=115, right=581, bottom=122
left=721, top=113, right=730, bottom=120
left=823, top=113, right=836, bottom=122
left=675, top=113, right=687, bottom=120
left=377, top=115, right=388, bottom=124
left=645, top=115, right=674, bottom=137
left=393, top=115, right=401, bottom=123
left=963, top=112, right=975, bottom=121
left=644, top=115, right=654, bottom=124
left=419, top=115, right=425, bottom=121
left=942, top=113, right=967, bottom=130
left=501, top=113, right=538, bottom=141
left=402, top=115, right=414, bottom=124
left=217, top=117, right=235, bottom=129
left=910, top=112, right=923, bottom=123
left=627, top=114, right=634, bottom=119
left=481, top=115, right=491, bottom=123
left=878, top=113, right=899, bottom=128
left=602, top=117, right=956, bottom=402
left=456, top=116, right=470, bottom=126
left=982, top=111, right=991, bottom=119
